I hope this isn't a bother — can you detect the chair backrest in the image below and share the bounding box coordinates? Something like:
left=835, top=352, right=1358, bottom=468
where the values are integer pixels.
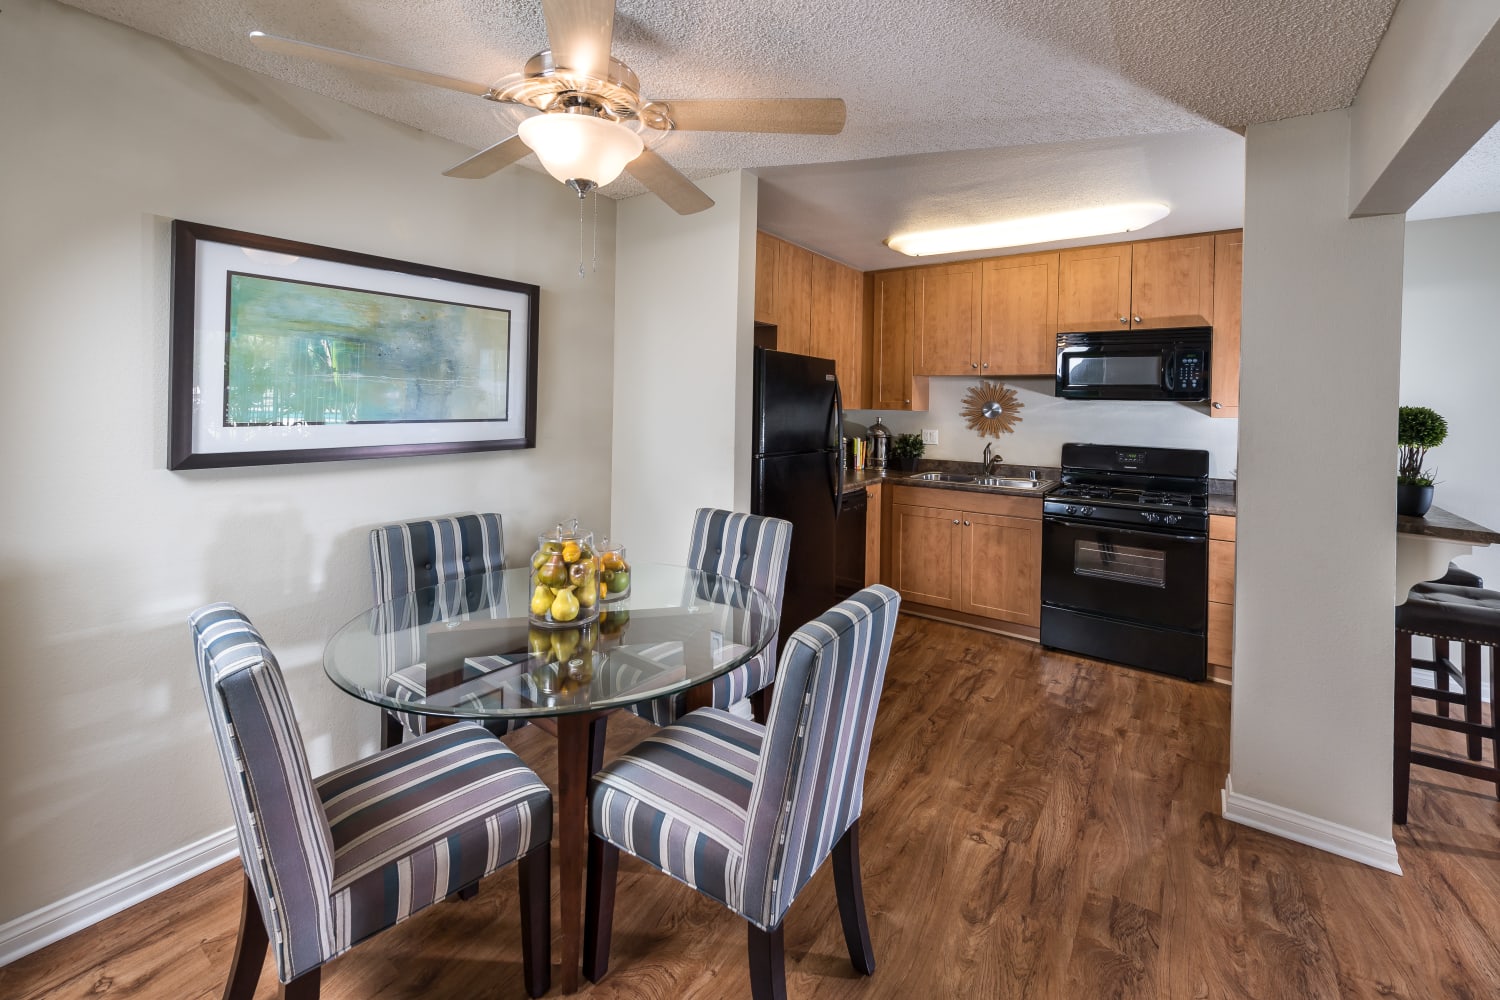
left=738, top=585, right=900, bottom=929
left=189, top=604, right=336, bottom=982
left=686, top=508, right=792, bottom=701
left=369, top=512, right=506, bottom=609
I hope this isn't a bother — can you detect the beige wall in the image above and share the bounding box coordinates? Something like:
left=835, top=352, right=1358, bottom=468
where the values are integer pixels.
left=610, top=171, right=757, bottom=563
left=1400, top=212, right=1500, bottom=589
left=0, top=0, right=616, bottom=926
left=1228, top=109, right=1404, bottom=859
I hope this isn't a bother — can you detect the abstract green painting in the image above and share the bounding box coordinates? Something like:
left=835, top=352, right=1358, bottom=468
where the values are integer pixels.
left=224, top=273, right=512, bottom=426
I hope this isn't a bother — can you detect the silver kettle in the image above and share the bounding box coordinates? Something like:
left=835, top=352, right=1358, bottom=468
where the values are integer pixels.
left=868, top=418, right=890, bottom=471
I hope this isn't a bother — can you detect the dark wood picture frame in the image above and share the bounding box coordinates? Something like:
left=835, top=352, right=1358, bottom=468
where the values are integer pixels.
left=169, top=220, right=540, bottom=470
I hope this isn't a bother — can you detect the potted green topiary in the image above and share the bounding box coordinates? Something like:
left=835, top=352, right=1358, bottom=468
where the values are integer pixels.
left=1397, top=405, right=1447, bottom=517
left=889, top=432, right=925, bottom=473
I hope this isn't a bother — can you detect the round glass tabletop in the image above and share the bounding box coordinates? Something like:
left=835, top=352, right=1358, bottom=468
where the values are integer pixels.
left=324, top=564, right=777, bottom=720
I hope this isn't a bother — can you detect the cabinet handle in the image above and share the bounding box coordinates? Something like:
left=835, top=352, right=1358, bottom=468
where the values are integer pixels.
left=971, top=362, right=978, bottom=369
left=963, top=520, right=971, bottom=526
left=904, top=398, right=911, bottom=404
left=1119, top=316, right=1128, bottom=324
left=952, top=519, right=960, bottom=525
left=1213, top=401, right=1223, bottom=409
left=1133, top=315, right=1142, bottom=323
left=982, top=362, right=988, bottom=369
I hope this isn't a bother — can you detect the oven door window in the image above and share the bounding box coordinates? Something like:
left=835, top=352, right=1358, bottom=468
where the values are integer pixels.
left=1073, top=539, right=1165, bottom=587
left=1065, top=354, right=1163, bottom=388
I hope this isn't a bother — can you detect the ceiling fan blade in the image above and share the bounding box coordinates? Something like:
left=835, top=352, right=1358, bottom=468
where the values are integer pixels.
left=542, top=0, right=615, bottom=78
left=442, top=135, right=532, bottom=179
left=249, top=31, right=495, bottom=97
left=625, top=149, right=715, bottom=215
left=649, top=98, right=847, bottom=134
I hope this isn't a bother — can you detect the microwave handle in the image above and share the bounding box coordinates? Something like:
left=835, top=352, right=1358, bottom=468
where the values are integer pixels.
left=1163, top=352, right=1177, bottom=391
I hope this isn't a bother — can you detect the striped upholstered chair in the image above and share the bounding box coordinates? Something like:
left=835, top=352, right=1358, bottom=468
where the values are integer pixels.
left=585, top=585, right=900, bottom=998
left=370, top=513, right=524, bottom=748
left=190, top=604, right=552, bottom=1000
left=629, top=508, right=792, bottom=726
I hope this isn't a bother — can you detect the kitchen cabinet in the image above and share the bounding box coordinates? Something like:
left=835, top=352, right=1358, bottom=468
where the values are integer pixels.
left=980, top=252, right=1059, bottom=375
left=1057, top=235, right=1215, bottom=332
left=756, top=231, right=866, bottom=407
left=912, top=261, right=983, bottom=375
left=1210, top=230, right=1243, bottom=417
left=888, top=485, right=1042, bottom=631
left=1207, top=514, right=1236, bottom=677
left=870, top=270, right=928, bottom=411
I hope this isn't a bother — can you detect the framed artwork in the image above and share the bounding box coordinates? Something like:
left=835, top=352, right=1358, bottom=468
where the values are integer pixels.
left=169, top=220, right=539, bottom=469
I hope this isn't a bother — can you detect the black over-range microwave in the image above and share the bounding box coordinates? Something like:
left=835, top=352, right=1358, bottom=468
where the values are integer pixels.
left=1055, top=328, right=1211, bottom=401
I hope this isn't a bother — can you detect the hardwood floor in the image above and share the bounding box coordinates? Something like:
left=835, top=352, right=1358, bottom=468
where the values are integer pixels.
left=5, top=615, right=1500, bottom=999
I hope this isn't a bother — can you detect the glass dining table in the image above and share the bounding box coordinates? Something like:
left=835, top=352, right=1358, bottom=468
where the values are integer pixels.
left=324, top=563, right=777, bottom=993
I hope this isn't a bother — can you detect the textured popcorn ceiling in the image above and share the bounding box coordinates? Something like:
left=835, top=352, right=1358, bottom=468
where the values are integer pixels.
left=1410, top=121, right=1500, bottom=221
left=58, top=0, right=1409, bottom=259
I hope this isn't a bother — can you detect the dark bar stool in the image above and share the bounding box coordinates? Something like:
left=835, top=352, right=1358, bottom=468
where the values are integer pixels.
left=1394, top=572, right=1500, bottom=824
left=1411, top=565, right=1483, bottom=726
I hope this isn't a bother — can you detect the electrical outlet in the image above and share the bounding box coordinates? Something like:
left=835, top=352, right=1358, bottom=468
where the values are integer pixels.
left=921, top=429, right=939, bottom=446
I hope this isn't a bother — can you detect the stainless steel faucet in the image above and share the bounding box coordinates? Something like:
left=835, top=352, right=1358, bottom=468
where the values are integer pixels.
left=982, top=442, right=1004, bottom=472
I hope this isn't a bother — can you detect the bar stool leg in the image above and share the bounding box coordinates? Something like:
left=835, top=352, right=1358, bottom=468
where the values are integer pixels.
left=1435, top=639, right=1452, bottom=718
left=1394, top=627, right=1415, bottom=825
left=1463, top=642, right=1484, bottom=762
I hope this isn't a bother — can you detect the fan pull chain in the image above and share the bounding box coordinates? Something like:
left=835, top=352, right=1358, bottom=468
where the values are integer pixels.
left=592, top=188, right=599, bottom=274
left=577, top=192, right=586, bottom=279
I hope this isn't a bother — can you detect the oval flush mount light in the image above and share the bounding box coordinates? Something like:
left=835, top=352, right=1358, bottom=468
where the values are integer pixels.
left=886, top=202, right=1171, bottom=257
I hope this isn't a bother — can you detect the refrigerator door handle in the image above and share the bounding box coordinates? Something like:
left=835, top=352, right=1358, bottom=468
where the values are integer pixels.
left=829, top=376, right=845, bottom=521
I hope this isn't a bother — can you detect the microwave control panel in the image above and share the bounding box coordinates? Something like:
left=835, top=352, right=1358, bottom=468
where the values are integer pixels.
left=1173, top=352, right=1206, bottom=392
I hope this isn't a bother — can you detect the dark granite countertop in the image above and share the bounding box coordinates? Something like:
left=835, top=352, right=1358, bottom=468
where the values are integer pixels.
left=841, top=460, right=1059, bottom=500
left=1398, top=505, right=1500, bottom=545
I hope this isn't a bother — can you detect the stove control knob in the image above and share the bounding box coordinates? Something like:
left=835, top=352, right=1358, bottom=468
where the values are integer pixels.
left=1162, top=514, right=1182, bottom=525
left=1142, top=512, right=1160, bottom=523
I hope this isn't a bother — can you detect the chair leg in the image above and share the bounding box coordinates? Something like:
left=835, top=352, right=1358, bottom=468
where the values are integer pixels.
left=583, top=835, right=619, bottom=983
left=280, top=968, right=320, bottom=1000
left=381, top=712, right=402, bottom=751
left=589, top=714, right=608, bottom=778
left=224, top=873, right=269, bottom=1000
left=747, top=922, right=787, bottom=1000
left=1395, top=628, right=1414, bottom=825
left=1434, top=639, right=1452, bottom=718
left=751, top=686, right=773, bottom=725
left=456, top=882, right=480, bottom=901
left=1463, top=642, right=1484, bottom=762
left=831, top=820, right=876, bottom=976
left=517, top=842, right=551, bottom=999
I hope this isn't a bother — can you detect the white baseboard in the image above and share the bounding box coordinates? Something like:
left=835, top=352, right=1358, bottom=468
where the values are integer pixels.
left=1221, top=775, right=1402, bottom=875
left=0, top=828, right=238, bottom=967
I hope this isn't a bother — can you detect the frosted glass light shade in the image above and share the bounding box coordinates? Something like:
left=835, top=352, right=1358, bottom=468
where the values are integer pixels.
left=517, top=113, right=644, bottom=187
left=886, top=203, right=1171, bottom=256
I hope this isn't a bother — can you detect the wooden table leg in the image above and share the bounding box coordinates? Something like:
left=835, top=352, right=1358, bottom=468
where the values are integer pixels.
left=684, top=681, right=714, bottom=713
left=555, top=712, right=606, bottom=993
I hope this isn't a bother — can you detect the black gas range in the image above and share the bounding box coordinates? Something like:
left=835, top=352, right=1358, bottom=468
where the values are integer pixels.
left=1040, top=443, right=1211, bottom=681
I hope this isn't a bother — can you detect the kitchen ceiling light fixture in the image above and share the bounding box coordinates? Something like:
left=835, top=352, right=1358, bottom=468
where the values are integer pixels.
left=517, top=111, right=644, bottom=196
left=886, top=202, right=1172, bottom=257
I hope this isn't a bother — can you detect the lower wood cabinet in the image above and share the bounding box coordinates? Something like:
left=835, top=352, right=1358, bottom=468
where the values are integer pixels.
left=1207, top=514, right=1236, bottom=676
left=888, top=485, right=1042, bottom=631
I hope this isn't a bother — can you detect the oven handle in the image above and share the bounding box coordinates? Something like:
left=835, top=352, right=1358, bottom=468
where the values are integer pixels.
left=1044, top=517, right=1206, bottom=544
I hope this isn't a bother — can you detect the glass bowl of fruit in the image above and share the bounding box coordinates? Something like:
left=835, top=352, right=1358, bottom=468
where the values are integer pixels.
left=528, top=519, right=600, bottom=628
left=598, top=539, right=631, bottom=602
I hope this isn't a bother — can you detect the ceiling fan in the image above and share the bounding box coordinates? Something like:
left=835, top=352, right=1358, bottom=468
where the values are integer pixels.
left=250, top=0, right=846, bottom=215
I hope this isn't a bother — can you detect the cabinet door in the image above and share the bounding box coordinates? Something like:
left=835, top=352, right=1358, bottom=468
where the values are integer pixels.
left=809, top=255, right=865, bottom=408
left=808, top=253, right=841, bottom=364
left=959, top=513, right=1042, bottom=627
left=755, top=231, right=777, bottom=326
left=1057, top=244, right=1132, bottom=331
left=891, top=503, right=961, bottom=608
left=1210, top=231, right=1242, bottom=417
left=980, top=252, right=1059, bottom=375
left=1130, top=235, right=1215, bottom=329
left=774, top=239, right=813, bottom=354
left=913, top=261, right=982, bottom=375
left=1208, top=601, right=1234, bottom=668
left=872, top=270, right=917, bottom=410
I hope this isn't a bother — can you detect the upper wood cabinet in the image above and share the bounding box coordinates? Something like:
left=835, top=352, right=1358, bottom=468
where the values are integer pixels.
left=1057, top=243, right=1132, bottom=331
left=1210, top=231, right=1243, bottom=418
left=755, top=232, right=866, bottom=407
left=1057, top=235, right=1215, bottom=331
left=913, top=261, right=983, bottom=376
left=870, top=269, right=922, bottom=410
left=981, top=252, right=1059, bottom=376
left=1130, top=234, right=1216, bottom=330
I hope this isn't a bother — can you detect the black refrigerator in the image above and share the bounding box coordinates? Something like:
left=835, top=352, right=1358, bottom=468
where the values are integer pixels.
left=751, top=348, right=843, bottom=649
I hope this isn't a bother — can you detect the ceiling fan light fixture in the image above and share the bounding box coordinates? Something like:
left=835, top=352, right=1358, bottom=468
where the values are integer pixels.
left=518, top=112, right=644, bottom=189
left=885, top=203, right=1172, bottom=257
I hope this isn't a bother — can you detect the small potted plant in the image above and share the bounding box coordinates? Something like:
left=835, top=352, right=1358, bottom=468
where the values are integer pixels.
left=1397, top=405, right=1447, bottom=517
left=889, top=432, right=925, bottom=473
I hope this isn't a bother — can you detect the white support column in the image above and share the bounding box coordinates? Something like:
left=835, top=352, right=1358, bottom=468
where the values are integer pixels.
left=1225, top=109, right=1406, bottom=873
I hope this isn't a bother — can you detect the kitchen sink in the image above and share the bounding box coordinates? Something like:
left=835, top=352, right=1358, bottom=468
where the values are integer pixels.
left=909, top=472, right=976, bottom=484
left=974, top=477, right=1052, bottom=490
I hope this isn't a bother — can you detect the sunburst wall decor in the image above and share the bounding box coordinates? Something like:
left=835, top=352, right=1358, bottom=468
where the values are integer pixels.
left=961, top=381, right=1024, bottom=439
